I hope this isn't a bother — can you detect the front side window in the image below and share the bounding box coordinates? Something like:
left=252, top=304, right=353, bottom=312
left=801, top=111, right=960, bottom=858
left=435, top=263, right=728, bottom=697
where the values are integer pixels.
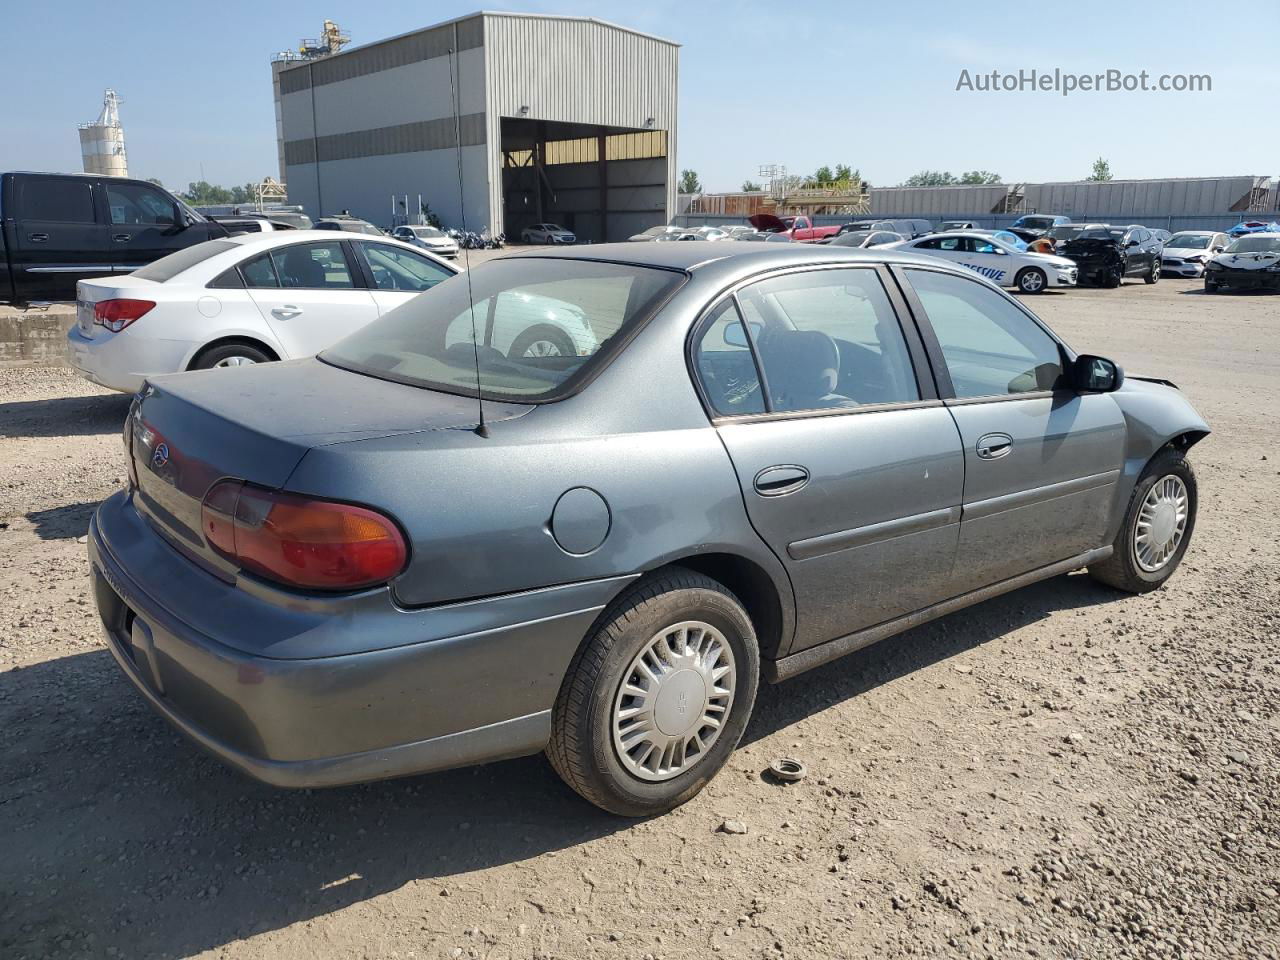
left=693, top=300, right=764, bottom=417
left=734, top=269, right=919, bottom=413
left=17, top=179, right=95, bottom=223
left=323, top=258, right=683, bottom=401
left=106, top=182, right=177, bottom=226
left=357, top=243, right=453, bottom=292
left=269, top=242, right=355, bottom=289
left=906, top=269, right=1064, bottom=399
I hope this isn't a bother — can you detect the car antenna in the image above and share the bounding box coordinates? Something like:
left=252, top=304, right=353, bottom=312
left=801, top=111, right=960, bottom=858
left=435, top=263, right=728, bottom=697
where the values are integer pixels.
left=448, top=44, right=487, bottom=437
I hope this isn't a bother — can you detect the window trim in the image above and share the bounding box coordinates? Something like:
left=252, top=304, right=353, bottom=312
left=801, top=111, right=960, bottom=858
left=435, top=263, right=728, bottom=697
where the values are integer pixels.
left=890, top=263, right=1075, bottom=404
left=685, top=262, right=939, bottom=425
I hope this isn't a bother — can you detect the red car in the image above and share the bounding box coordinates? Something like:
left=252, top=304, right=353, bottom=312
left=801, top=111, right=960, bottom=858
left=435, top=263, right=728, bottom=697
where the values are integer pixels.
left=748, top=213, right=840, bottom=243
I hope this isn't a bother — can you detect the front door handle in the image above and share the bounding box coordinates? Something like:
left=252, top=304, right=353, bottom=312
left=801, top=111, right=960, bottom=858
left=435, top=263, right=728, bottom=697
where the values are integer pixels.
left=754, top=464, right=810, bottom=497
left=112, top=234, right=132, bottom=243
left=271, top=305, right=302, bottom=320
left=975, top=433, right=1013, bottom=460
left=27, top=232, right=48, bottom=242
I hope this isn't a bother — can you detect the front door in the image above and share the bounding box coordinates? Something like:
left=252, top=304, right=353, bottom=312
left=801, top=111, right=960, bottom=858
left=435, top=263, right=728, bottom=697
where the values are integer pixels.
left=694, top=266, right=965, bottom=653
left=9, top=174, right=109, bottom=301
left=240, top=240, right=379, bottom=358
left=351, top=241, right=456, bottom=315
left=901, top=266, right=1126, bottom=595
left=102, top=179, right=216, bottom=271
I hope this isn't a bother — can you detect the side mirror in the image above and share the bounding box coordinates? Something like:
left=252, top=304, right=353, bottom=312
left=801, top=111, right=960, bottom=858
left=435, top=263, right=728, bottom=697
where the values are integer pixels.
left=723, top=320, right=763, bottom=348
left=1125, top=239, right=1139, bottom=247
left=1212, top=245, right=1225, bottom=253
left=1072, top=354, right=1123, bottom=393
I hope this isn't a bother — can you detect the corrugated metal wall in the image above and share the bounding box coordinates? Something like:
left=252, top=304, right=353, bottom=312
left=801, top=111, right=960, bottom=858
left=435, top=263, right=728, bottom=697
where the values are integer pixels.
left=1025, top=177, right=1268, bottom=217
left=483, top=13, right=679, bottom=233
left=870, top=185, right=1012, bottom=216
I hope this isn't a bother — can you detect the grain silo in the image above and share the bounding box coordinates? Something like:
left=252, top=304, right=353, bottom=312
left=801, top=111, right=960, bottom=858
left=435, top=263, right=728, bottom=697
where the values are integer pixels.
left=78, top=89, right=128, bottom=178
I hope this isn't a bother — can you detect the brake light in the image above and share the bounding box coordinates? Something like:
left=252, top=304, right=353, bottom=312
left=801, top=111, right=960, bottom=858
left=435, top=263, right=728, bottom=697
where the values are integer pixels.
left=94, top=299, right=155, bottom=332
left=200, top=481, right=407, bottom=590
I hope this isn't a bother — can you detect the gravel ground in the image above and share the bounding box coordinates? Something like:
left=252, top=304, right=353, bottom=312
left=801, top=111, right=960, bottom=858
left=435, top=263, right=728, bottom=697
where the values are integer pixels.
left=1, top=279, right=1277, bottom=960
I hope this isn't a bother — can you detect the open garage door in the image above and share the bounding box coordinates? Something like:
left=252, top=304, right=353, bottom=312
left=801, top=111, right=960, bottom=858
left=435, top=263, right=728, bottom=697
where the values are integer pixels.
left=500, top=119, right=669, bottom=244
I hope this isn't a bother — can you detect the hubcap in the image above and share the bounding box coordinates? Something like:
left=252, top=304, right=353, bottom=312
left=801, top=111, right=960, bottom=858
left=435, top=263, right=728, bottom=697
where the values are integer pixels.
left=611, top=620, right=736, bottom=782
left=1023, top=271, right=1044, bottom=291
left=1134, top=475, right=1189, bottom=572
left=214, top=355, right=257, bottom=368
left=523, top=339, right=563, bottom=358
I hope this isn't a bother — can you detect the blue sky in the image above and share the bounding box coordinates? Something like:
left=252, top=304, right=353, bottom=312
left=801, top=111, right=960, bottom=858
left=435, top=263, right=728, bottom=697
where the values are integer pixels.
left=4, top=1, right=1275, bottom=192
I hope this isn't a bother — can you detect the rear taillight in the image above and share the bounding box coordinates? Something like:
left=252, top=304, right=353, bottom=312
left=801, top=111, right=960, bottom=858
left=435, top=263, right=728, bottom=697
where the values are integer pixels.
left=94, top=299, right=156, bottom=332
left=201, top=481, right=407, bottom=591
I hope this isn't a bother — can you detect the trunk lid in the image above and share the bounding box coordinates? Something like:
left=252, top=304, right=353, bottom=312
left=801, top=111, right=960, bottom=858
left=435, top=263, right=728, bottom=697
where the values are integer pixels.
left=129, top=358, right=530, bottom=578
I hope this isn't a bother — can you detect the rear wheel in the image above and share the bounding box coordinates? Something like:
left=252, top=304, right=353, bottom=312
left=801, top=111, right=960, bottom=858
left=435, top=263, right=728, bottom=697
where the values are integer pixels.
left=1145, top=259, right=1161, bottom=284
left=1016, top=267, right=1047, bottom=294
left=547, top=570, right=759, bottom=817
left=1088, top=449, right=1197, bottom=593
left=192, top=342, right=273, bottom=370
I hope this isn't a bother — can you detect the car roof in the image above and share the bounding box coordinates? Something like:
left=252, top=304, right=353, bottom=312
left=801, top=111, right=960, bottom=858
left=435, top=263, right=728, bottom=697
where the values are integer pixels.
left=497, top=240, right=971, bottom=274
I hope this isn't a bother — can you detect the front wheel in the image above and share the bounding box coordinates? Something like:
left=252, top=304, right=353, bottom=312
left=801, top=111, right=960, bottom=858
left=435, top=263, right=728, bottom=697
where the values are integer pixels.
left=1101, top=265, right=1123, bottom=288
left=547, top=570, right=760, bottom=817
left=1088, top=449, right=1197, bottom=593
left=1204, top=277, right=1219, bottom=293
left=1016, top=267, right=1047, bottom=294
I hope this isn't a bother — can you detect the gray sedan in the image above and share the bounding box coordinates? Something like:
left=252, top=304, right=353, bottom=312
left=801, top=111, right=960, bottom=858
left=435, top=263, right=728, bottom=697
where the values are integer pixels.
left=88, top=242, right=1208, bottom=816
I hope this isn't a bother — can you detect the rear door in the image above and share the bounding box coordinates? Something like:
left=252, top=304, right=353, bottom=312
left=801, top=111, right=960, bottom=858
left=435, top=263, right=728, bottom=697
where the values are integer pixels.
left=240, top=240, right=379, bottom=358
left=350, top=240, right=456, bottom=314
left=695, top=265, right=965, bottom=653
left=899, top=266, right=1125, bottom=594
left=9, top=174, right=108, bottom=301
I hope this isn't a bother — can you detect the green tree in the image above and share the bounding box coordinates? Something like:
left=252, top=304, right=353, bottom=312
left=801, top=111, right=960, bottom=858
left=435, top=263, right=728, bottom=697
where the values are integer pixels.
left=1086, top=157, right=1113, bottom=182
left=901, top=170, right=958, bottom=187
left=959, top=170, right=1002, bottom=184
left=834, top=164, right=853, bottom=182
left=679, top=169, right=702, bottom=194
left=812, top=165, right=834, bottom=184
left=181, top=181, right=233, bottom=204
left=741, top=180, right=763, bottom=192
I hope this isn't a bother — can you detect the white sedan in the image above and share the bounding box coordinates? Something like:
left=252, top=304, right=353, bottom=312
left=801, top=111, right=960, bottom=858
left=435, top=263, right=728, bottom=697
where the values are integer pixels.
left=391, top=224, right=460, bottom=259
left=521, top=223, right=576, bottom=244
left=67, top=231, right=458, bottom=393
left=889, top=232, right=1078, bottom=293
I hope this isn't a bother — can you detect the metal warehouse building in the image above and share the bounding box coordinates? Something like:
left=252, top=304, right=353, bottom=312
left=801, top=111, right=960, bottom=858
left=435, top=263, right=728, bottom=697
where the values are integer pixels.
left=272, top=12, right=679, bottom=242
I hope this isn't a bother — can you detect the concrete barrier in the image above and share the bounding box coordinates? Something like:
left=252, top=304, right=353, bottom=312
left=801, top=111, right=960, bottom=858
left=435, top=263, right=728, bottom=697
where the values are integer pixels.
left=0, top=305, right=75, bottom=365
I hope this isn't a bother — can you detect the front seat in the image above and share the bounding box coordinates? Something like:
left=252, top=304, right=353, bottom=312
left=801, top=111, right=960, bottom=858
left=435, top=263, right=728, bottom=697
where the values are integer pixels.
left=755, top=329, right=848, bottom=411
left=277, top=248, right=327, bottom=288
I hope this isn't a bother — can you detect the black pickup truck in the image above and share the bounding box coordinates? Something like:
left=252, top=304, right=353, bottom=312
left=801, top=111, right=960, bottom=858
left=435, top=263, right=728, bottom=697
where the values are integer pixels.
left=0, top=171, right=228, bottom=304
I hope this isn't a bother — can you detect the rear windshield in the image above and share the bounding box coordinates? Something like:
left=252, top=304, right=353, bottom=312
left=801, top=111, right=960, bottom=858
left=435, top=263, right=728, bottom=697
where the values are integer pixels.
left=322, top=258, right=685, bottom=402
left=130, top=240, right=238, bottom=282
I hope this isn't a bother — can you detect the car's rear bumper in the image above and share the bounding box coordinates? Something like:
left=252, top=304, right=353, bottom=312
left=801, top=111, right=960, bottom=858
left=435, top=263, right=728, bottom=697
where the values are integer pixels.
left=67, top=325, right=193, bottom=394
left=89, top=492, right=633, bottom=787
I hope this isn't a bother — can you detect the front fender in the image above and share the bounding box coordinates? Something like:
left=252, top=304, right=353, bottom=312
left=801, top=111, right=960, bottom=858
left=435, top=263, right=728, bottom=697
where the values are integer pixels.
left=1104, top=377, right=1210, bottom=540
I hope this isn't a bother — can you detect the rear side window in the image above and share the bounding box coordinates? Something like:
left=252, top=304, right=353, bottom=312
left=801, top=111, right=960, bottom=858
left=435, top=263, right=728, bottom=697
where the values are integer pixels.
left=694, top=300, right=765, bottom=417
left=323, top=258, right=683, bottom=402
left=132, top=240, right=238, bottom=282
left=357, top=243, right=453, bottom=292
left=240, top=253, right=280, bottom=288
left=17, top=179, right=95, bottom=223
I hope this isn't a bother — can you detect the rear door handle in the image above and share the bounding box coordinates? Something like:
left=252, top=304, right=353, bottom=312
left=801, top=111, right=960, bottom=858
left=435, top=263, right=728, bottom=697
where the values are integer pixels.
left=28, top=233, right=48, bottom=242
left=112, top=234, right=132, bottom=243
left=754, top=465, right=810, bottom=497
left=975, top=433, right=1013, bottom=460
left=271, top=305, right=302, bottom=320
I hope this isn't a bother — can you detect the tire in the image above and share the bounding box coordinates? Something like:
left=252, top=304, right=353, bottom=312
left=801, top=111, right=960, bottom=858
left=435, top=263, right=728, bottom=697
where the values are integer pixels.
left=1088, top=449, right=1197, bottom=593
left=1101, top=265, right=1123, bottom=288
left=1016, top=267, right=1047, bottom=294
left=1204, top=277, right=1219, bottom=293
left=1145, top=259, right=1161, bottom=284
left=192, top=342, right=273, bottom=370
left=547, top=569, right=760, bottom=817
left=508, top=325, right=576, bottom=359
